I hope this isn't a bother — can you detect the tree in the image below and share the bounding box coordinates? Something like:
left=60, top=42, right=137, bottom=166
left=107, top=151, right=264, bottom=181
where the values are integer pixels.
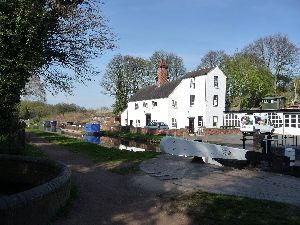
left=292, top=76, right=300, bottom=104
left=243, top=33, right=299, bottom=93
left=101, top=55, right=149, bottom=115
left=0, top=0, right=115, bottom=150
left=22, top=75, right=46, bottom=102
left=197, top=50, right=228, bottom=70
left=148, top=50, right=186, bottom=84
left=224, top=53, right=275, bottom=109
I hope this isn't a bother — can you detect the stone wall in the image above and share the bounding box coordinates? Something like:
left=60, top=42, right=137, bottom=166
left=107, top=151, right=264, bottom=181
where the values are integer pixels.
left=129, top=127, right=188, bottom=136
left=0, top=155, right=71, bottom=225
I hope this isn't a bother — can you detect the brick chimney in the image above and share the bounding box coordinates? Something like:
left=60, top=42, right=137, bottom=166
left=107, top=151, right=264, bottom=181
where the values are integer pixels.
left=156, top=61, right=169, bottom=87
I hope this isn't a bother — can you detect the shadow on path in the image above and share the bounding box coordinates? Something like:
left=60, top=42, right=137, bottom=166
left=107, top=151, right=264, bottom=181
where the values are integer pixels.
left=28, top=133, right=190, bottom=225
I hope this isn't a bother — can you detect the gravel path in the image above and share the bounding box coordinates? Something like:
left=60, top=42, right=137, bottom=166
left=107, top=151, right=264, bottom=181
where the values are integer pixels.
left=29, top=134, right=190, bottom=225
left=140, top=154, right=300, bottom=206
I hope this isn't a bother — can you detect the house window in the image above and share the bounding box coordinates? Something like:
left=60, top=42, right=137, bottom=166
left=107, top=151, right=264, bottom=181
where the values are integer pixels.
left=213, top=116, right=218, bottom=127
left=190, top=78, right=195, bottom=89
left=135, top=103, right=139, bottom=110
left=213, top=95, right=218, bottom=106
left=268, top=112, right=283, bottom=128
left=190, top=95, right=195, bottom=106
left=198, top=116, right=203, bottom=127
left=172, top=100, right=177, bottom=108
left=143, top=102, right=148, bottom=108
left=172, top=118, right=177, bottom=128
left=284, top=115, right=289, bottom=127
left=214, top=76, right=218, bottom=88
left=136, top=119, right=140, bottom=127
left=152, top=101, right=157, bottom=107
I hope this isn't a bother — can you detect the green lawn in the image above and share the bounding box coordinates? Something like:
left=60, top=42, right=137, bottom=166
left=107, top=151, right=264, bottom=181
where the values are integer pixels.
left=28, top=129, right=159, bottom=174
left=171, top=192, right=300, bottom=225
left=24, top=142, right=48, bottom=158
left=100, top=130, right=165, bottom=143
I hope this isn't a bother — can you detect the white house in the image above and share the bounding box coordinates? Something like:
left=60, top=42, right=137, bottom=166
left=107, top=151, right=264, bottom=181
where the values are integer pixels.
left=121, top=62, right=226, bottom=132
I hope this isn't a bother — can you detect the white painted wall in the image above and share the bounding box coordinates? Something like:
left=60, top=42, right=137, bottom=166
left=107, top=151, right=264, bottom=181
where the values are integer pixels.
left=168, top=75, right=206, bottom=130
left=205, top=67, right=226, bottom=128
left=121, top=67, right=227, bottom=129
left=121, top=98, right=169, bottom=127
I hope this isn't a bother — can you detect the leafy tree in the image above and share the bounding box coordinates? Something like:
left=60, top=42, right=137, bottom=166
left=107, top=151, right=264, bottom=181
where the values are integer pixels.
left=197, top=50, right=228, bottom=70
left=0, top=0, right=115, bottom=144
left=224, top=53, right=275, bottom=109
left=243, top=33, right=299, bottom=93
left=148, top=50, right=186, bottom=84
left=101, top=55, right=150, bottom=115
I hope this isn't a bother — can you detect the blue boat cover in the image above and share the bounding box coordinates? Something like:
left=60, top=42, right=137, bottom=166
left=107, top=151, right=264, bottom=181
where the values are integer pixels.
left=84, top=135, right=100, bottom=144
left=84, top=123, right=101, bottom=133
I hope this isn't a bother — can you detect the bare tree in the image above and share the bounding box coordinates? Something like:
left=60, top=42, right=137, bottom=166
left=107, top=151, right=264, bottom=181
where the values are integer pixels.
left=244, top=33, right=299, bottom=93
left=22, top=75, right=46, bottom=102
left=101, top=55, right=150, bottom=114
left=148, top=50, right=186, bottom=84
left=197, top=50, right=228, bottom=70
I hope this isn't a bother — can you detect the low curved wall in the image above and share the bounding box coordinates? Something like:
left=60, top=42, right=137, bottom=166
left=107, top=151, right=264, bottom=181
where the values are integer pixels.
left=0, top=155, right=71, bottom=225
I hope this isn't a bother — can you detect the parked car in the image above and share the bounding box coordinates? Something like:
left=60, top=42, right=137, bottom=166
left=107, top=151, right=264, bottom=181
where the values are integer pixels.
left=144, top=122, right=169, bottom=129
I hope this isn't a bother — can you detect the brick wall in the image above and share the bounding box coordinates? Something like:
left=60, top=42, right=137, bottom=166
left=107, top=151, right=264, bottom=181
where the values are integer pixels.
left=203, top=128, right=240, bottom=135
left=129, top=127, right=188, bottom=136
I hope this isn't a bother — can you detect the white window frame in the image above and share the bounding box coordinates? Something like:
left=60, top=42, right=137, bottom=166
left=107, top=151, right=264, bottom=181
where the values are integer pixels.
left=190, top=95, right=195, bottom=107
left=214, top=76, right=218, bottom=88
left=213, top=95, right=218, bottom=107
left=190, top=78, right=195, bottom=89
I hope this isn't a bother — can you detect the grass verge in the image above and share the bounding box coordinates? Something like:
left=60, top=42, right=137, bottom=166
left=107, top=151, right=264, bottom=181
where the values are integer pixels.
left=28, top=129, right=159, bottom=174
left=171, top=191, right=300, bottom=225
left=100, top=130, right=165, bottom=143
left=24, top=142, right=48, bottom=158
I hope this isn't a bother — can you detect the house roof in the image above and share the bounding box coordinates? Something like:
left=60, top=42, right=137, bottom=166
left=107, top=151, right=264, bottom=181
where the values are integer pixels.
left=129, top=67, right=214, bottom=102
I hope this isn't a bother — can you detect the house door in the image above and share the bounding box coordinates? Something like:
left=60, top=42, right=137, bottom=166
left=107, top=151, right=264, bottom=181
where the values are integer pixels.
left=130, top=120, right=133, bottom=126
left=188, top=118, right=195, bottom=134
left=146, top=114, right=151, bottom=126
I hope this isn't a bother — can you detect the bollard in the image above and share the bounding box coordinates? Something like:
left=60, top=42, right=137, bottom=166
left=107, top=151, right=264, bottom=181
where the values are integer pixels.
left=253, top=132, right=265, bottom=153
left=285, top=148, right=295, bottom=166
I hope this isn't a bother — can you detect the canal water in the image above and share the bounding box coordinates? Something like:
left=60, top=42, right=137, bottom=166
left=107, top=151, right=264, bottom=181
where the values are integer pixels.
left=58, top=129, right=160, bottom=152
left=84, top=135, right=161, bottom=152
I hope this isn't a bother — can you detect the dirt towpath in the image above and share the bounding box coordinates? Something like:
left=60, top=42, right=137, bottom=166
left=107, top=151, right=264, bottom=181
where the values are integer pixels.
left=28, top=133, right=190, bottom=225
left=29, top=133, right=300, bottom=224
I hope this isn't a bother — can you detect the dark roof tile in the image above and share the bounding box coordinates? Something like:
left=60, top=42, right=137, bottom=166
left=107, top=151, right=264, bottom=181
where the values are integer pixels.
left=129, top=67, right=214, bottom=102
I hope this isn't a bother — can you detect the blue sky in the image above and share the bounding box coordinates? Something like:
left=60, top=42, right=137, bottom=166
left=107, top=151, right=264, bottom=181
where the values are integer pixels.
left=46, top=0, right=300, bottom=109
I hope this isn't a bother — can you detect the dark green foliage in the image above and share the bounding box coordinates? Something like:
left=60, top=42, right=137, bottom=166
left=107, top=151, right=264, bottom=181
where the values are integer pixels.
left=173, top=192, right=300, bottom=225
left=0, top=0, right=115, bottom=153
left=224, top=53, right=275, bottom=109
